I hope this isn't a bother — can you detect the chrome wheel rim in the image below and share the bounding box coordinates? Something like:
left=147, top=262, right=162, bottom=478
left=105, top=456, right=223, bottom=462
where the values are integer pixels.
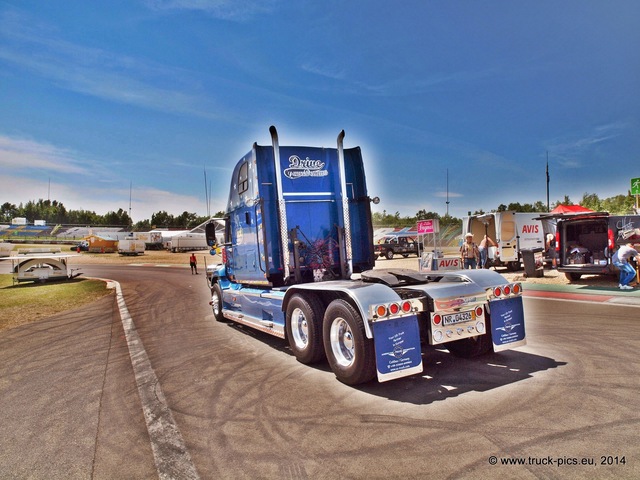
left=291, top=307, right=309, bottom=350
left=212, top=293, right=220, bottom=316
left=330, top=317, right=355, bottom=367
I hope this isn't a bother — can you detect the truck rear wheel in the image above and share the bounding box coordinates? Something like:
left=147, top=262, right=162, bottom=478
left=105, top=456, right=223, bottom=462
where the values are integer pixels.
left=565, top=272, right=582, bottom=281
left=211, top=283, right=225, bottom=323
left=385, top=250, right=394, bottom=260
left=286, top=294, right=325, bottom=364
left=323, top=299, right=376, bottom=385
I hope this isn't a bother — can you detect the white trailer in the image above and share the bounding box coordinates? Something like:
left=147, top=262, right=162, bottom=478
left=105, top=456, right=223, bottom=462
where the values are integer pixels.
left=463, top=212, right=546, bottom=270
left=117, top=239, right=146, bottom=256
left=166, top=233, right=207, bottom=252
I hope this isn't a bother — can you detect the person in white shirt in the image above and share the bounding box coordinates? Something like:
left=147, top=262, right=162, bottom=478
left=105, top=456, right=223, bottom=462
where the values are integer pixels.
left=612, top=243, right=640, bottom=290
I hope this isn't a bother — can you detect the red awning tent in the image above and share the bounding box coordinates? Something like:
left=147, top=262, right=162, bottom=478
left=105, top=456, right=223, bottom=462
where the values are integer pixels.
left=550, top=205, right=594, bottom=214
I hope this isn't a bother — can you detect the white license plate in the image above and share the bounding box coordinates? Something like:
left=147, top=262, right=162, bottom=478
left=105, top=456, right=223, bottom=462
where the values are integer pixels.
left=442, top=311, right=475, bottom=326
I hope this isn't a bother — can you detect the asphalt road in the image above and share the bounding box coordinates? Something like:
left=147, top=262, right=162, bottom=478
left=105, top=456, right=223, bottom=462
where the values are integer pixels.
left=1, top=263, right=639, bottom=479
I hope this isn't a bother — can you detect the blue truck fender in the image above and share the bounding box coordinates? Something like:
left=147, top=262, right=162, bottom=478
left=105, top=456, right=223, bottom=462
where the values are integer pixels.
left=206, top=264, right=232, bottom=289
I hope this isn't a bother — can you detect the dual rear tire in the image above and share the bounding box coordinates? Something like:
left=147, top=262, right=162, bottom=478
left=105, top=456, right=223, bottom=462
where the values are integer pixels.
left=286, top=295, right=376, bottom=385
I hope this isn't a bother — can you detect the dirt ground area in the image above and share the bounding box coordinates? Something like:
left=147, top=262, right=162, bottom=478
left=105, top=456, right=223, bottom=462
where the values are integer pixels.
left=20, top=245, right=623, bottom=288
left=67, top=248, right=217, bottom=267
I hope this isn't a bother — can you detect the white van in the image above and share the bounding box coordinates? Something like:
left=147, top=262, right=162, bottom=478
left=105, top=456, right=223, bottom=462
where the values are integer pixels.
left=463, top=212, right=547, bottom=270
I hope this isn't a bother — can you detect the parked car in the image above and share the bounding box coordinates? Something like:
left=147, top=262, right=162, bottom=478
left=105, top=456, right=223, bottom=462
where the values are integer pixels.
left=374, top=234, right=422, bottom=260
left=69, top=241, right=89, bottom=251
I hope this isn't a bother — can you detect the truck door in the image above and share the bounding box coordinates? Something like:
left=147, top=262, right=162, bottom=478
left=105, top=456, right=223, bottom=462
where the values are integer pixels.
left=227, top=156, right=266, bottom=284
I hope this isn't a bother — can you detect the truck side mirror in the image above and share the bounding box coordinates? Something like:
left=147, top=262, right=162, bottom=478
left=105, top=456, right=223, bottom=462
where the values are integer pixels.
left=205, top=222, right=218, bottom=247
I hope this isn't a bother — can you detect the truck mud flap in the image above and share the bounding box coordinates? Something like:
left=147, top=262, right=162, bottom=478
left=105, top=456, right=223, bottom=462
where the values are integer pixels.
left=489, top=296, right=526, bottom=352
left=372, top=315, right=423, bottom=382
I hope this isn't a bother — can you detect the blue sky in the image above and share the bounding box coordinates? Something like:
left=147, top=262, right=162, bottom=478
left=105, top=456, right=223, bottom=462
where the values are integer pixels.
left=1, top=0, right=638, bottom=222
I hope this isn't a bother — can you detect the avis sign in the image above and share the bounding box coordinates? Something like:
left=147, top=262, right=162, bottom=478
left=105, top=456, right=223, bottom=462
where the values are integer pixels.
left=521, top=224, right=540, bottom=234
left=435, top=256, right=461, bottom=271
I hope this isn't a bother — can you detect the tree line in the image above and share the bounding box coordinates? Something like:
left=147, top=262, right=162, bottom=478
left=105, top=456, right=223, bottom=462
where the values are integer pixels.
left=372, top=191, right=638, bottom=228
left=0, top=199, right=224, bottom=230
left=2, top=190, right=636, bottom=231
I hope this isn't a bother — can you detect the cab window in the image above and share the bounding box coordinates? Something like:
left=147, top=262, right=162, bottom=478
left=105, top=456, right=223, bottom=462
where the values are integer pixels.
left=238, top=162, right=249, bottom=195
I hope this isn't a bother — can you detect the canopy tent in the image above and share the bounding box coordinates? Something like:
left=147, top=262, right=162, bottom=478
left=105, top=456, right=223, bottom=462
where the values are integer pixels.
left=550, top=204, right=594, bottom=214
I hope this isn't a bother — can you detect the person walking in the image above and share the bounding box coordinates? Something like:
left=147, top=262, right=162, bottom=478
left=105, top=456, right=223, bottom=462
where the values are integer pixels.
left=612, top=243, right=640, bottom=290
left=189, top=253, right=198, bottom=275
left=460, top=233, right=480, bottom=269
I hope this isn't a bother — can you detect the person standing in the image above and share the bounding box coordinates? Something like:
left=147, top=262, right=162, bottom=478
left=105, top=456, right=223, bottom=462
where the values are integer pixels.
left=546, top=233, right=557, bottom=269
left=460, top=233, right=480, bottom=269
left=612, top=243, right=640, bottom=290
left=189, top=253, right=198, bottom=275
left=478, top=235, right=496, bottom=269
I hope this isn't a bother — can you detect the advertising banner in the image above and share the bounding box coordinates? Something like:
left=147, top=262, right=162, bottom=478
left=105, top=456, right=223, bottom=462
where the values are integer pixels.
left=417, top=219, right=439, bottom=234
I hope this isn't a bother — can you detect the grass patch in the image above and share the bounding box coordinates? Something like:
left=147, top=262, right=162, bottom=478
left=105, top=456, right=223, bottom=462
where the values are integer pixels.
left=0, top=275, right=113, bottom=331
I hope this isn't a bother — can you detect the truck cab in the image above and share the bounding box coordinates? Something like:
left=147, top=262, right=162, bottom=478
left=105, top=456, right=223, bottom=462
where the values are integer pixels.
left=218, top=127, right=375, bottom=287
left=205, top=127, right=526, bottom=385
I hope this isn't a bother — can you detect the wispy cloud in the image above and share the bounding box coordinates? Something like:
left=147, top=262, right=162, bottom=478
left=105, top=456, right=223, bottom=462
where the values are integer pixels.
left=300, top=61, right=346, bottom=81
left=547, top=122, right=627, bottom=168
left=0, top=8, right=223, bottom=119
left=0, top=135, right=88, bottom=175
left=143, top=0, right=278, bottom=21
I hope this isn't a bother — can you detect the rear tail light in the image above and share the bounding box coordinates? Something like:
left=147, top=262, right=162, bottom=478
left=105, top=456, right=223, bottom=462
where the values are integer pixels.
left=489, top=283, right=522, bottom=299
left=475, top=306, right=483, bottom=317
left=555, top=231, right=560, bottom=252
left=374, top=300, right=418, bottom=319
left=608, top=227, right=615, bottom=252
left=433, top=314, right=442, bottom=325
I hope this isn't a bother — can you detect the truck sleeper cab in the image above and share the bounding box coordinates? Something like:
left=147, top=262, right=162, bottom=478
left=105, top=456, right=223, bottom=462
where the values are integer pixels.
left=206, top=127, right=526, bottom=385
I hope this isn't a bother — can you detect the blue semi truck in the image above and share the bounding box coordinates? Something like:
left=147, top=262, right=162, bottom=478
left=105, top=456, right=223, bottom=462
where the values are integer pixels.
left=205, top=126, right=526, bottom=385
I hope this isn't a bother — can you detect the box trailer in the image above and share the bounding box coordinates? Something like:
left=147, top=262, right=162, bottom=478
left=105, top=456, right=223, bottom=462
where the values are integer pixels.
left=167, top=233, right=207, bottom=253
left=117, top=239, right=146, bottom=256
